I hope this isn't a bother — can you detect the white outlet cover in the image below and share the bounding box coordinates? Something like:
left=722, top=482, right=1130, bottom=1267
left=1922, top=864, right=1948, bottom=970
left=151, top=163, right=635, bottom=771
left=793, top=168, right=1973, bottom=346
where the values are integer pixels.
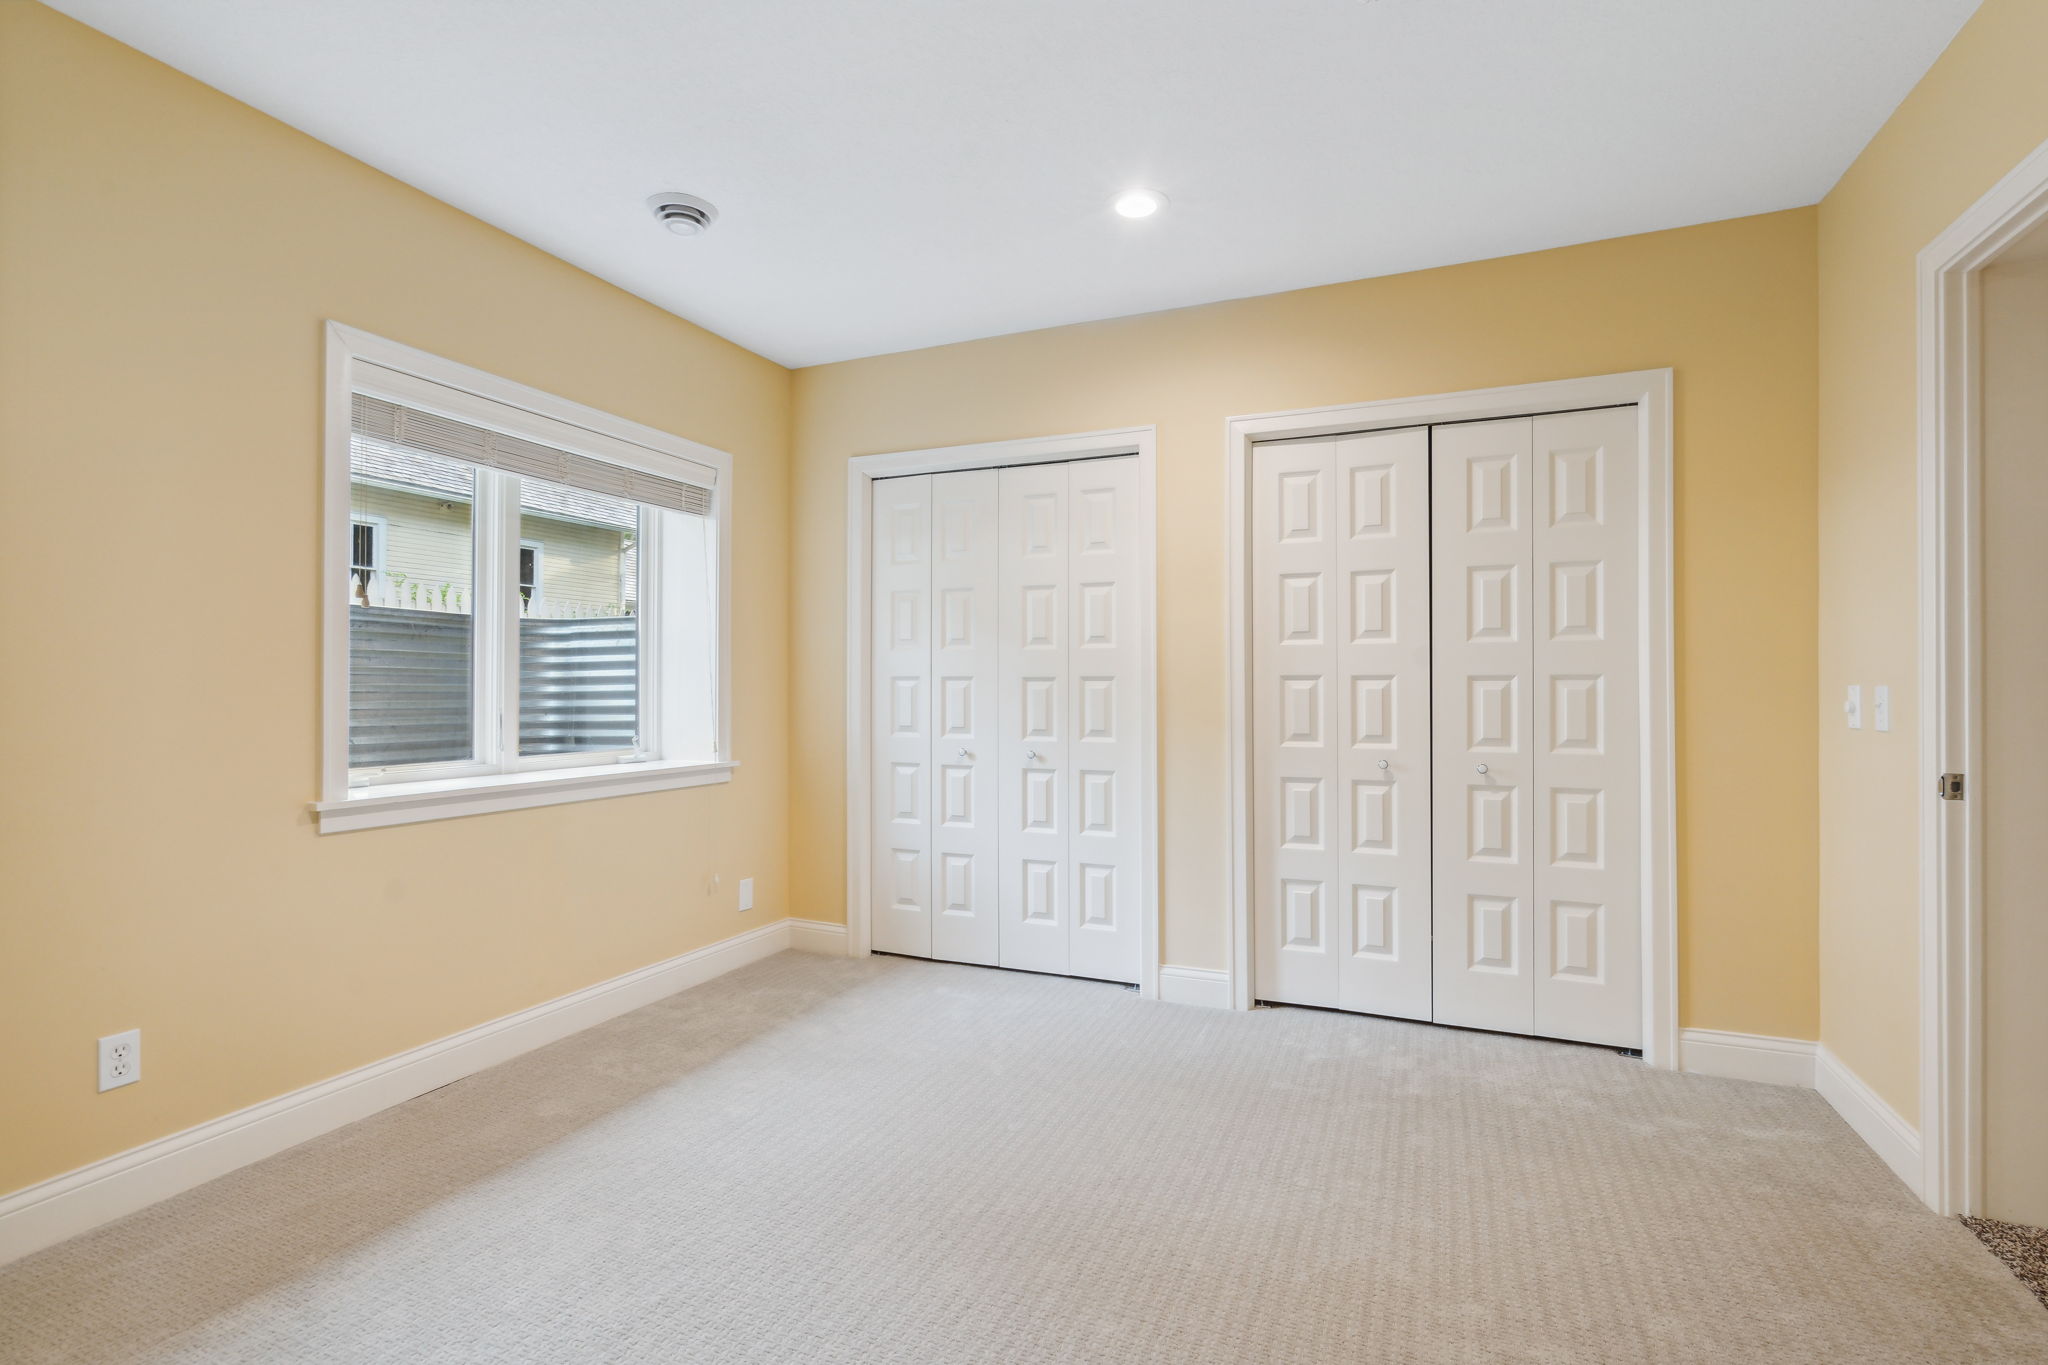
left=1874, top=685, right=1890, bottom=732
left=739, top=877, right=755, bottom=912
left=98, top=1028, right=141, bottom=1092
left=1844, top=684, right=1862, bottom=730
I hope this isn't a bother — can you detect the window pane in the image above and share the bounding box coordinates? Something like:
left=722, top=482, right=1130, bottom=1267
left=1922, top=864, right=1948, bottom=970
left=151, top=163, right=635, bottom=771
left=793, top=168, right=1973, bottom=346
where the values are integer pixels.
left=347, top=444, right=476, bottom=770
left=518, top=476, right=640, bottom=756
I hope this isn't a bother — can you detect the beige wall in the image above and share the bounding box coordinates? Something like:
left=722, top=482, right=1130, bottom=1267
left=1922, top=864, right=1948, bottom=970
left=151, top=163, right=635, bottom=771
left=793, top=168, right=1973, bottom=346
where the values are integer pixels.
left=791, top=209, right=1822, bottom=1040
left=1815, top=0, right=2048, bottom=1123
left=0, top=4, right=792, bottom=1196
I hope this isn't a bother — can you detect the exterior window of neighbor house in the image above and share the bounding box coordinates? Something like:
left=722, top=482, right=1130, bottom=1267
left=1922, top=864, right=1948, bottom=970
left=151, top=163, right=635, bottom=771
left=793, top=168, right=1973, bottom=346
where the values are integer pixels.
left=319, top=325, right=730, bottom=832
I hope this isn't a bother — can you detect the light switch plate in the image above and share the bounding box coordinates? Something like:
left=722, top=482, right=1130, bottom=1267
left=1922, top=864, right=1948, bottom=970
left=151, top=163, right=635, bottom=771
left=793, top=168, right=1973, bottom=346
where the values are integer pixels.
left=1873, top=685, right=1890, bottom=732
left=1844, top=684, right=1862, bottom=730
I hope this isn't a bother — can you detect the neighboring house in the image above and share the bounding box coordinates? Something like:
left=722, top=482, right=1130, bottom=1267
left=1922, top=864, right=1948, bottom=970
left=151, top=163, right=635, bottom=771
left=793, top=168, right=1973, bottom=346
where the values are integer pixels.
left=348, top=442, right=637, bottom=616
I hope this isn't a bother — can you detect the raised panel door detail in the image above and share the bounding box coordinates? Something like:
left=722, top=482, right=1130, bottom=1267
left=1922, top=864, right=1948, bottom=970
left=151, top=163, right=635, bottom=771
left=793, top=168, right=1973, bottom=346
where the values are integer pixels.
left=1281, top=676, right=1322, bottom=745
left=1278, top=469, right=1321, bottom=542
left=1467, top=566, right=1517, bottom=641
left=1468, top=895, right=1517, bottom=972
left=1467, top=786, right=1517, bottom=861
left=1467, top=456, right=1516, bottom=532
left=1549, top=900, right=1604, bottom=981
left=1352, top=886, right=1396, bottom=959
left=1079, top=864, right=1115, bottom=927
left=1080, top=771, right=1115, bottom=833
left=1021, top=587, right=1057, bottom=648
left=941, top=854, right=974, bottom=916
left=1281, top=778, right=1323, bottom=850
left=890, top=677, right=921, bottom=735
left=938, top=499, right=975, bottom=558
left=872, top=476, right=933, bottom=960
left=1281, top=880, right=1324, bottom=950
left=1550, top=676, right=1602, bottom=752
left=1352, top=779, right=1395, bottom=853
left=1351, top=569, right=1395, bottom=642
left=1080, top=678, right=1114, bottom=739
left=1078, top=582, right=1115, bottom=646
left=1022, top=768, right=1057, bottom=831
left=1077, top=488, right=1116, bottom=554
left=940, top=677, right=973, bottom=736
left=891, top=849, right=924, bottom=910
left=1279, top=574, right=1323, bottom=644
left=1549, top=562, right=1602, bottom=639
left=889, top=506, right=923, bottom=562
left=940, top=765, right=973, bottom=827
left=1549, top=447, right=1601, bottom=526
left=1467, top=676, right=1518, bottom=751
left=1021, top=494, right=1059, bottom=557
left=1549, top=789, right=1603, bottom=868
left=1022, top=860, right=1058, bottom=922
left=1021, top=677, right=1056, bottom=738
left=890, top=589, right=921, bottom=647
left=939, top=588, right=973, bottom=648
left=1351, top=676, right=1394, bottom=747
left=1350, top=463, right=1394, bottom=537
left=890, top=763, right=920, bottom=822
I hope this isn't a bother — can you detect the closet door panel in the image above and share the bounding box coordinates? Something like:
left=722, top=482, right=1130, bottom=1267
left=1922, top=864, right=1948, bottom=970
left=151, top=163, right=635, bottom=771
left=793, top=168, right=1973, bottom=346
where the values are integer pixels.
left=1333, top=429, right=1433, bottom=1020
left=999, top=463, right=1072, bottom=975
left=929, top=469, right=1001, bottom=967
left=1532, top=408, right=1641, bottom=1046
left=1251, top=439, right=1341, bottom=1007
left=871, top=476, right=934, bottom=958
left=1066, top=457, right=1143, bottom=984
left=1431, top=419, right=1537, bottom=1034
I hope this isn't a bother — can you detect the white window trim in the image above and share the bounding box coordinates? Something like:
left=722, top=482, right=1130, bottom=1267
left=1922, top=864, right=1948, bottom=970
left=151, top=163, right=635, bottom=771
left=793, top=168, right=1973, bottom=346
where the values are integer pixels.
left=349, top=513, right=388, bottom=577
left=318, top=321, right=734, bottom=833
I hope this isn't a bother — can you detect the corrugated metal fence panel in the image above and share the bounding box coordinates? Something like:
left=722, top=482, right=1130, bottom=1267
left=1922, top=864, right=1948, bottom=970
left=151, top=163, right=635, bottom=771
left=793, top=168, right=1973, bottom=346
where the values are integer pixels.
left=348, top=606, right=474, bottom=768
left=519, top=615, right=639, bottom=754
left=348, top=608, right=639, bottom=768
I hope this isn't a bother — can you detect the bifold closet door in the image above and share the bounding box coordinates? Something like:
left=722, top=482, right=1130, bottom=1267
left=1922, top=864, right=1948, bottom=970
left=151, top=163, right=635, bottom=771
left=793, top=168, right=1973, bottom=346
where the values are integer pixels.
left=1251, top=429, right=1432, bottom=1017
left=1432, top=409, right=1640, bottom=1047
left=929, top=470, right=1001, bottom=966
left=871, top=475, right=934, bottom=958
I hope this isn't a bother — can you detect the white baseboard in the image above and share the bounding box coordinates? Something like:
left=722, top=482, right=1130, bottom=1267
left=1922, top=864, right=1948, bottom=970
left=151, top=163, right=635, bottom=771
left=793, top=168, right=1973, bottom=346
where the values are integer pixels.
left=1157, top=965, right=1232, bottom=1009
left=787, top=918, right=849, bottom=954
left=0, top=917, right=808, bottom=1267
left=1678, top=1028, right=1816, bottom=1087
left=1815, top=1044, right=1923, bottom=1199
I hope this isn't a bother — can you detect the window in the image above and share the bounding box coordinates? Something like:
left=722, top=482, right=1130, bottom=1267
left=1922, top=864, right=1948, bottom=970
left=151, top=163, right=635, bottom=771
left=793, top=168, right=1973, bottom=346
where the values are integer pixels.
left=317, top=324, right=731, bottom=833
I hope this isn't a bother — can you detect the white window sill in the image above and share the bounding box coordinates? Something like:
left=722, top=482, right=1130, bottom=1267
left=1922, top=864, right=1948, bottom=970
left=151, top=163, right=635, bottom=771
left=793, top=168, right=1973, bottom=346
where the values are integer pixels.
left=313, top=759, right=736, bottom=833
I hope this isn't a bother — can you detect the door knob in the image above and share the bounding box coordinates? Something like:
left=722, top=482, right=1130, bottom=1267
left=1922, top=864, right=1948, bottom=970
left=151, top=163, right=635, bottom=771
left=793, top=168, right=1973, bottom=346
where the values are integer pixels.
left=1377, top=759, right=1390, bottom=770
left=1475, top=763, right=1489, bottom=775
left=1025, top=748, right=1040, bottom=762
left=956, top=746, right=971, bottom=760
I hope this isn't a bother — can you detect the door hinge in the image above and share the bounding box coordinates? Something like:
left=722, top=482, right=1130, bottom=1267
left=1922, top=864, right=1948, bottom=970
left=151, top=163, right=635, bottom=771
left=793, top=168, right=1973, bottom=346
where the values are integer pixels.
left=1938, top=772, right=1966, bottom=801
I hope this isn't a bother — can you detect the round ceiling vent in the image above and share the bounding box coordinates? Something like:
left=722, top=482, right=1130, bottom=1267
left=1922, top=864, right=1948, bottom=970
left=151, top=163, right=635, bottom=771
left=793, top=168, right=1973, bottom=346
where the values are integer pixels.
left=648, top=192, right=718, bottom=237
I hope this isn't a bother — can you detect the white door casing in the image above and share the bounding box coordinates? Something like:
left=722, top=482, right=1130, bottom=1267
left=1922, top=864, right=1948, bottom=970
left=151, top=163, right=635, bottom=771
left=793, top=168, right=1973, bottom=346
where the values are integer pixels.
left=871, top=475, right=934, bottom=958
left=1531, top=407, right=1641, bottom=1047
left=1431, top=418, right=1539, bottom=1035
left=1066, top=457, right=1145, bottom=984
left=999, top=460, right=1074, bottom=975
left=929, top=469, right=1001, bottom=966
left=1251, top=430, right=1432, bottom=1016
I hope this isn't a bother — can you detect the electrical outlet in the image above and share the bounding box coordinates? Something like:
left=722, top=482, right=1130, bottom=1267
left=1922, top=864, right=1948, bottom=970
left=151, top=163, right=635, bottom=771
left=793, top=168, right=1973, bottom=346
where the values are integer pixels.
left=738, top=877, right=754, bottom=912
left=98, top=1029, right=141, bottom=1092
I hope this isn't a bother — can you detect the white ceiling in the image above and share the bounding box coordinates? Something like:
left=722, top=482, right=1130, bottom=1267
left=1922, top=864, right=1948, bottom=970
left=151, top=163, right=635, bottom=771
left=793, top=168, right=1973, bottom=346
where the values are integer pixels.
left=52, top=0, right=1978, bottom=367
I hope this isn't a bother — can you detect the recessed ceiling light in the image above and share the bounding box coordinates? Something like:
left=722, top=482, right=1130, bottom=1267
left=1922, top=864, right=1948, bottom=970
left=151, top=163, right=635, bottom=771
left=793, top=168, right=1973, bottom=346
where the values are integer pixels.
left=1113, top=189, right=1167, bottom=220
left=648, top=192, right=718, bottom=236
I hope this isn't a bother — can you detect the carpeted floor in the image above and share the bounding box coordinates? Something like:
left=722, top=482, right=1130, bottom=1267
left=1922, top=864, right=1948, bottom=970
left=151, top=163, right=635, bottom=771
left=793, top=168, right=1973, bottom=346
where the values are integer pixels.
left=1966, top=1217, right=2048, bottom=1310
left=3, top=951, right=2044, bottom=1363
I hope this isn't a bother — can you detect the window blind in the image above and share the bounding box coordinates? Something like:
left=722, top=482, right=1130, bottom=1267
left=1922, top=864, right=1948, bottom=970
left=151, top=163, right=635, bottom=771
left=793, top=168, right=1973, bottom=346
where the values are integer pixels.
left=351, top=393, right=713, bottom=517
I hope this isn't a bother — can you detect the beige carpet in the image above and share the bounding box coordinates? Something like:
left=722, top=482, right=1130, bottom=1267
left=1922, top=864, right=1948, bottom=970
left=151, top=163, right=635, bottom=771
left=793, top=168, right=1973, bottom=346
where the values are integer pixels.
left=2, top=951, right=2043, bottom=1363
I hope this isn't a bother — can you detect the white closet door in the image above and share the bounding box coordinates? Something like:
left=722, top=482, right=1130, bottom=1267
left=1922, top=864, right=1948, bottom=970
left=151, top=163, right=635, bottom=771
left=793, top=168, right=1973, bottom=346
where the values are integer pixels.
left=1532, top=408, right=1640, bottom=1047
left=999, top=462, right=1071, bottom=975
left=1251, top=439, right=1341, bottom=1006
left=929, top=469, right=1001, bottom=966
left=1066, top=457, right=1143, bottom=984
left=1332, top=429, right=1433, bottom=1018
left=871, top=475, right=934, bottom=958
left=1431, top=418, right=1537, bottom=1035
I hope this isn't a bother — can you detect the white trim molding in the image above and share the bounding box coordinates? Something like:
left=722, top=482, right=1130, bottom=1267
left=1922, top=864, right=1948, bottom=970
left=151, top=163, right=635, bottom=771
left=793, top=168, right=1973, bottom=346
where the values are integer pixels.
left=1678, top=1029, right=1816, bottom=1088
left=1223, top=371, right=1679, bottom=1066
left=843, top=427, right=1162, bottom=999
left=1914, top=132, right=2048, bottom=1217
left=1157, top=965, right=1233, bottom=1010
left=1818, top=1046, right=1925, bottom=1199
left=0, top=919, right=823, bottom=1267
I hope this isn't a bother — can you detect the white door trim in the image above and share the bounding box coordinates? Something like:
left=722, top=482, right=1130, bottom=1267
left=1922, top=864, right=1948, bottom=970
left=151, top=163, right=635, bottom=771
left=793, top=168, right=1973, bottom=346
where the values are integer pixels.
left=844, top=428, right=1162, bottom=998
left=1225, top=371, right=1677, bottom=1067
left=1915, top=132, right=2048, bottom=1217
